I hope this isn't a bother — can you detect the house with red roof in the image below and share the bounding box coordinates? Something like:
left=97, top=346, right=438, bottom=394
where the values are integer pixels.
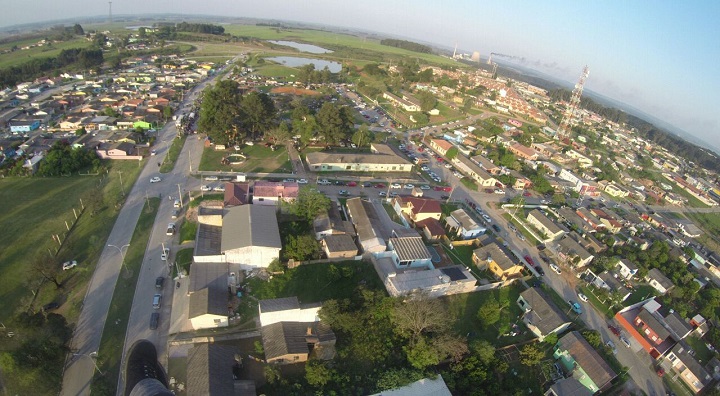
left=392, top=196, right=442, bottom=224
left=252, top=181, right=299, bottom=206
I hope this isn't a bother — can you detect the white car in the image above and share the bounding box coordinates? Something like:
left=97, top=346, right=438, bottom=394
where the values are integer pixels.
left=298, top=179, right=309, bottom=184
left=62, top=260, right=78, bottom=271
left=213, top=185, right=225, bottom=192
left=550, top=263, right=562, bottom=274
left=161, top=248, right=170, bottom=261
left=150, top=177, right=161, bottom=183
left=378, top=191, right=387, bottom=197
left=419, top=185, right=431, bottom=190
left=403, top=184, right=414, bottom=189
left=390, top=183, right=402, bottom=189
left=444, top=163, right=453, bottom=169
left=205, top=176, right=218, bottom=181
left=201, top=185, right=212, bottom=192
left=578, top=293, right=588, bottom=302
left=317, top=179, right=331, bottom=185
left=494, top=189, right=506, bottom=194
left=482, top=214, right=492, bottom=223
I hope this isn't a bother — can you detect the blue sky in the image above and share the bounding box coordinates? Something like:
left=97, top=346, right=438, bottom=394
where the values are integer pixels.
left=2, top=1, right=719, bottom=150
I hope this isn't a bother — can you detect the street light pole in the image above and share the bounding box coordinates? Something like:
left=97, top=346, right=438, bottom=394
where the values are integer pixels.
left=108, top=244, right=130, bottom=272
left=73, top=351, right=103, bottom=375
left=117, top=170, right=125, bottom=197
left=177, top=184, right=184, bottom=208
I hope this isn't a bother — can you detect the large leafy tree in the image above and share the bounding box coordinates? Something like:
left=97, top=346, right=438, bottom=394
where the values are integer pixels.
left=198, top=80, right=243, bottom=145
left=351, top=124, right=373, bottom=148
left=240, top=91, right=276, bottom=139
left=288, top=186, right=332, bottom=222
left=416, top=91, right=437, bottom=112
left=316, top=102, right=354, bottom=145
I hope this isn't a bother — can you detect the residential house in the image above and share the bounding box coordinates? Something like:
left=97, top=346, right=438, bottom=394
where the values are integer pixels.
left=544, top=378, right=593, bottom=396
left=663, top=342, right=712, bottom=394
left=635, top=309, right=672, bottom=352
left=223, top=182, right=250, bottom=207
left=96, top=141, right=142, bottom=160
left=527, top=209, right=566, bottom=241
left=261, top=321, right=336, bottom=365
left=188, top=262, right=231, bottom=330
left=430, top=139, right=454, bottom=156
left=646, top=268, right=675, bottom=295
left=471, top=154, right=503, bottom=175
left=472, top=243, right=524, bottom=280
left=615, top=259, right=638, bottom=280
left=605, top=183, right=630, bottom=198
left=388, top=233, right=432, bottom=268
left=576, top=208, right=604, bottom=231
left=451, top=154, right=498, bottom=187
left=372, top=254, right=477, bottom=298
left=393, top=196, right=442, bottom=224
left=509, top=143, right=538, bottom=160
left=346, top=198, right=386, bottom=253
left=415, top=218, right=446, bottom=242
left=445, top=208, right=486, bottom=239
left=252, top=181, right=299, bottom=206
left=9, top=119, right=40, bottom=133
left=595, top=271, right=632, bottom=302
left=553, top=331, right=617, bottom=394
left=321, top=234, right=358, bottom=258
left=517, top=288, right=572, bottom=341
left=305, top=144, right=412, bottom=172
left=186, top=344, right=254, bottom=396
left=383, top=91, right=420, bottom=112
left=221, top=205, right=281, bottom=268
left=557, top=236, right=594, bottom=267
left=313, top=203, right=353, bottom=240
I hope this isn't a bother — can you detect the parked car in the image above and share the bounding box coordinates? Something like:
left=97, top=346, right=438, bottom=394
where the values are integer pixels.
left=155, top=276, right=165, bottom=289
left=482, top=214, right=492, bottom=223
left=569, top=300, right=583, bottom=314
left=374, top=183, right=386, bottom=188
left=171, top=209, right=180, bottom=219
left=550, top=263, right=561, bottom=274
left=338, top=190, right=350, bottom=196
left=205, top=176, right=218, bottom=181
left=318, top=179, right=331, bottom=185
left=201, top=185, right=212, bottom=192
left=378, top=191, right=387, bottom=197
left=440, top=195, right=450, bottom=200
left=152, top=294, right=162, bottom=309
left=347, top=181, right=357, bottom=187
left=606, top=341, right=617, bottom=355
left=283, top=178, right=295, bottom=183
left=150, top=176, right=162, bottom=183
left=403, top=184, right=414, bottom=189
left=161, top=248, right=170, bottom=261
left=173, top=199, right=181, bottom=208
left=166, top=223, right=176, bottom=236
left=578, top=293, right=588, bottom=302
left=389, top=192, right=398, bottom=198
left=535, top=266, right=545, bottom=276
left=524, top=255, right=535, bottom=266
left=62, top=260, right=78, bottom=271
left=363, top=182, right=373, bottom=187
left=608, top=324, right=621, bottom=337
left=43, top=302, right=60, bottom=311
left=213, top=185, right=225, bottom=192
left=419, top=184, right=431, bottom=190
left=491, top=224, right=501, bottom=233
left=150, top=313, right=160, bottom=330
left=390, top=183, right=402, bottom=189
left=620, top=336, right=631, bottom=348
left=298, top=179, right=308, bottom=184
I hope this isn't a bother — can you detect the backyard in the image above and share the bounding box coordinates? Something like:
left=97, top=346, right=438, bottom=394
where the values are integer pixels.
left=199, top=144, right=292, bottom=173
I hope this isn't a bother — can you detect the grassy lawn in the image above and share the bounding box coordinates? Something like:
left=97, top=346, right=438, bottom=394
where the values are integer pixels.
left=174, top=247, right=194, bottom=277
left=91, top=198, right=160, bottom=394
left=440, top=203, right=460, bottom=217
left=236, top=260, right=384, bottom=322
left=684, top=212, right=720, bottom=253
left=685, top=336, right=715, bottom=364
left=0, top=37, right=91, bottom=69
left=0, top=160, right=144, bottom=323
left=159, top=135, right=186, bottom=174
left=179, top=220, right=197, bottom=244
left=189, top=193, right=224, bottom=207
left=579, top=284, right=615, bottom=318
left=445, top=245, right=476, bottom=266
left=623, top=284, right=657, bottom=306
left=199, top=145, right=292, bottom=173
left=443, top=283, right=532, bottom=347
left=381, top=203, right=404, bottom=225
left=460, top=178, right=478, bottom=191
left=255, top=62, right=299, bottom=78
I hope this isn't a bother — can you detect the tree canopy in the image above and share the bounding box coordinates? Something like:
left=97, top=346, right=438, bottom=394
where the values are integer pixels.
left=316, top=102, right=354, bottom=145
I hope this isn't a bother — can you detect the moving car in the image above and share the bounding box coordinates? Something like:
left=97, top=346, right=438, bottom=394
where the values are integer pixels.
left=150, top=176, right=162, bottom=183
left=569, top=300, right=583, bottom=314
left=62, top=260, right=78, bottom=271
left=550, top=263, right=561, bottom=274
left=606, top=340, right=617, bottom=355
left=491, top=224, right=501, bottom=233
left=173, top=199, right=181, bottom=208
left=171, top=209, right=180, bottom=219
left=161, top=248, right=170, bottom=261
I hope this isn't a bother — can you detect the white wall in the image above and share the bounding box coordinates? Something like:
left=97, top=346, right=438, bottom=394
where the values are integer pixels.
left=225, top=246, right=280, bottom=267
left=260, top=306, right=321, bottom=327
left=190, top=314, right=228, bottom=330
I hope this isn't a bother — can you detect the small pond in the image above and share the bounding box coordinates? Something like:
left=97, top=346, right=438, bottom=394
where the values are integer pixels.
left=266, top=56, right=342, bottom=73
left=269, top=40, right=332, bottom=54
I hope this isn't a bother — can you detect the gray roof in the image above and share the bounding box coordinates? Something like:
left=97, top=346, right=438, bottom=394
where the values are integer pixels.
left=558, top=236, right=593, bottom=260
left=663, top=311, right=693, bottom=339
left=189, top=262, right=228, bottom=293
left=189, top=286, right=228, bottom=318
left=323, top=234, right=358, bottom=254
left=390, top=236, right=431, bottom=262
left=637, top=309, right=671, bottom=340
left=547, top=378, right=593, bottom=396
left=519, top=288, right=570, bottom=335
left=345, top=198, right=384, bottom=246
left=195, top=223, right=222, bottom=256
left=261, top=321, right=335, bottom=360
left=557, top=331, right=617, bottom=390
left=259, top=297, right=300, bottom=314
left=528, top=209, right=564, bottom=234
left=474, top=243, right=519, bottom=271
left=454, top=154, right=496, bottom=182
left=670, top=342, right=712, bottom=386
left=450, top=208, right=481, bottom=231
left=647, top=268, right=674, bottom=289
left=221, top=205, right=281, bottom=251
left=186, top=344, right=239, bottom=396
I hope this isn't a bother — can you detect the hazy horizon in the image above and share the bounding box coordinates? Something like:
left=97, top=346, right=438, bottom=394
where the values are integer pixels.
left=1, top=1, right=718, bottom=155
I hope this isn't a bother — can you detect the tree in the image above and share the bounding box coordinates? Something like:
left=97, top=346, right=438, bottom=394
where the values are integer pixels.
left=240, top=91, right=276, bottom=139
left=305, top=360, right=333, bottom=387
left=581, top=330, right=602, bottom=348
left=471, top=340, right=496, bottom=365
left=283, top=234, right=320, bottom=261
left=352, top=124, right=373, bottom=148
left=416, top=91, right=437, bottom=112
left=72, top=24, right=84, bottom=35
left=477, top=297, right=503, bottom=328
left=404, top=337, right=439, bottom=369
left=163, top=106, right=174, bottom=122
left=198, top=80, right=243, bottom=144
left=138, top=27, right=147, bottom=38
left=75, top=127, right=87, bottom=136
left=293, top=114, right=317, bottom=147
left=552, top=194, right=566, bottom=205
left=392, top=296, right=452, bottom=342
left=542, top=332, right=558, bottom=346
left=519, top=343, right=544, bottom=367
left=316, top=102, right=353, bottom=145
left=29, top=254, right=63, bottom=289
left=462, top=97, right=474, bottom=114
left=446, top=147, right=459, bottom=160
left=288, top=186, right=331, bottom=222
left=265, top=122, right=291, bottom=143
left=517, top=132, right=532, bottom=147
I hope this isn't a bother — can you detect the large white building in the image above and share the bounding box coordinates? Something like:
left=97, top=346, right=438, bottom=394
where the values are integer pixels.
left=221, top=205, right=282, bottom=268
left=305, top=144, right=413, bottom=173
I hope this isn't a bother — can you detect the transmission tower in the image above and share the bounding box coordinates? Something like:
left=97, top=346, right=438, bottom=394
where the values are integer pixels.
left=557, top=66, right=589, bottom=141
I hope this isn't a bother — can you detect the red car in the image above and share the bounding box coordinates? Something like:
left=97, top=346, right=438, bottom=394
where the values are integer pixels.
left=374, top=183, right=386, bottom=188
left=441, top=186, right=453, bottom=192
left=524, top=255, right=535, bottom=266
left=347, top=181, right=357, bottom=187
left=523, top=191, right=531, bottom=197
left=608, top=325, right=621, bottom=337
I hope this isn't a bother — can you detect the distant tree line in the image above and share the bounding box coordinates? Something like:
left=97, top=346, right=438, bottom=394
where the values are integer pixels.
left=0, top=47, right=103, bottom=88
left=549, top=88, right=720, bottom=172
left=152, top=22, right=225, bottom=39
left=295, top=64, right=336, bottom=86
left=380, top=39, right=432, bottom=54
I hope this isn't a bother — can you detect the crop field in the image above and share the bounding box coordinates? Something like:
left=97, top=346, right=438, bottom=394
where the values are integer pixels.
left=0, top=37, right=91, bottom=69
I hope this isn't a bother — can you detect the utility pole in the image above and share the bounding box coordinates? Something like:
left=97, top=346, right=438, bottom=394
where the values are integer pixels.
left=188, top=152, right=193, bottom=174
left=117, top=170, right=125, bottom=197
left=177, top=184, right=184, bottom=208
left=108, top=244, right=130, bottom=273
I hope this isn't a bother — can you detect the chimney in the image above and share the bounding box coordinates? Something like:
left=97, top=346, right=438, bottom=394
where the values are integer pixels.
left=306, top=326, right=314, bottom=336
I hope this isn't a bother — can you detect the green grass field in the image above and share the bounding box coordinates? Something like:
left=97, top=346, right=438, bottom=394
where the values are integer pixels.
left=199, top=145, right=292, bottom=173
left=0, top=37, right=91, bottom=69
left=91, top=198, right=159, bottom=395
left=0, top=160, right=144, bottom=323
left=160, top=135, right=186, bottom=174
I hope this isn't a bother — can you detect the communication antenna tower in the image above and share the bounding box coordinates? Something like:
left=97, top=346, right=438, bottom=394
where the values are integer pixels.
left=557, top=66, right=589, bottom=141
left=453, top=42, right=457, bottom=59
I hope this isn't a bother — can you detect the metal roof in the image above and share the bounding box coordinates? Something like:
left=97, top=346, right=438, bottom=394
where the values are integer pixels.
left=186, top=344, right=238, bottom=396
left=390, top=236, right=431, bottom=262
left=221, top=205, right=281, bottom=252
left=519, top=288, right=570, bottom=335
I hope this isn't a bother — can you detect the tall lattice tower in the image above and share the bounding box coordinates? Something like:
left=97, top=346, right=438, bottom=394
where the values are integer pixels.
left=557, top=66, right=589, bottom=141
